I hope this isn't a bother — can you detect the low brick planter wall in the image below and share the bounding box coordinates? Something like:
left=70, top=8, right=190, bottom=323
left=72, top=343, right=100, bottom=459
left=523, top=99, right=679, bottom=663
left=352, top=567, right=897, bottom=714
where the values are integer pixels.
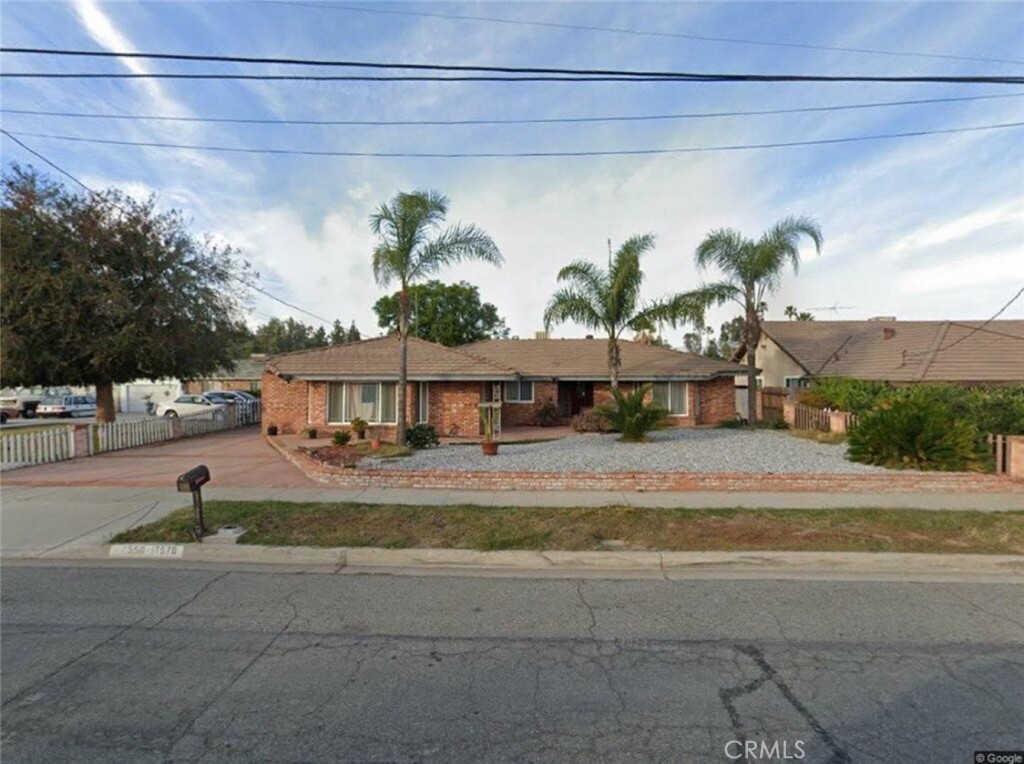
left=267, top=437, right=1023, bottom=494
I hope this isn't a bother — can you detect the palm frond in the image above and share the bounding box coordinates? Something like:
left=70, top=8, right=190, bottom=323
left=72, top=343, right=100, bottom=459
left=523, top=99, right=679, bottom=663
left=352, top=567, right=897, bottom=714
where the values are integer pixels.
left=543, top=287, right=604, bottom=333
left=413, top=223, right=503, bottom=281
left=694, top=229, right=749, bottom=277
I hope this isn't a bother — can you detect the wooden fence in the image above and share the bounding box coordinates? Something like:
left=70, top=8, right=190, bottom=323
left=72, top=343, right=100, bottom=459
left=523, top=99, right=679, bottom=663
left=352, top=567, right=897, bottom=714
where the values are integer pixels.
left=92, top=417, right=174, bottom=455
left=1, top=402, right=260, bottom=471
left=0, top=427, right=74, bottom=470
left=794, top=403, right=831, bottom=432
left=988, top=434, right=1010, bottom=475
left=761, top=386, right=787, bottom=423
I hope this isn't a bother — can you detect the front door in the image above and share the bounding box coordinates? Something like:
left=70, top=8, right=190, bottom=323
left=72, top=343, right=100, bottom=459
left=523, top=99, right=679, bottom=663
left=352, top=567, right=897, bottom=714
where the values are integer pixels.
left=558, top=381, right=593, bottom=418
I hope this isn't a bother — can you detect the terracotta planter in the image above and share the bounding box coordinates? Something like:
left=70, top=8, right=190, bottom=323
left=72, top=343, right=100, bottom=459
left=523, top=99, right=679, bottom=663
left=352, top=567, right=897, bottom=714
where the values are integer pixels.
left=370, top=438, right=382, bottom=451
left=481, top=440, right=499, bottom=456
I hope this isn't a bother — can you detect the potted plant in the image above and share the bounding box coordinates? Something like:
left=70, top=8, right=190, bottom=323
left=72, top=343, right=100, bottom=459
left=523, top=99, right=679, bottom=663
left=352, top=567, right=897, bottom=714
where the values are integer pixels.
left=368, top=426, right=382, bottom=451
left=479, top=402, right=500, bottom=456
left=266, top=424, right=278, bottom=436
left=350, top=416, right=368, bottom=440
left=300, top=426, right=318, bottom=440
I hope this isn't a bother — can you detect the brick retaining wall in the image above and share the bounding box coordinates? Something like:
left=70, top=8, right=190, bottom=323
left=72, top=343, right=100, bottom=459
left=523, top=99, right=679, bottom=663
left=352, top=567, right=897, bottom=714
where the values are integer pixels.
left=268, top=437, right=1021, bottom=494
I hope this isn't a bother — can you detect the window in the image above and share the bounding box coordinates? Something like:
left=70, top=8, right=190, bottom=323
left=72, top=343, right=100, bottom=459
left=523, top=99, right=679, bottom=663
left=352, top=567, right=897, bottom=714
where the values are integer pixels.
left=784, top=376, right=811, bottom=389
left=504, top=380, right=534, bottom=403
left=249, top=380, right=261, bottom=392
left=327, top=382, right=398, bottom=424
left=652, top=382, right=689, bottom=415
left=417, top=382, right=429, bottom=423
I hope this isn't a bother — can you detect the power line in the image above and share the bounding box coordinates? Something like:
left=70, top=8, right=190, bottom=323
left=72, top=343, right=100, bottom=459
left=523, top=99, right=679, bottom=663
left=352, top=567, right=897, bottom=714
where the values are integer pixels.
left=5, top=120, right=1022, bottom=159
left=934, top=287, right=1024, bottom=353
left=260, top=2, right=1024, bottom=66
left=5, top=92, right=1022, bottom=127
left=2, top=49, right=1023, bottom=84
left=5, top=70, right=1023, bottom=85
left=0, top=128, right=333, bottom=326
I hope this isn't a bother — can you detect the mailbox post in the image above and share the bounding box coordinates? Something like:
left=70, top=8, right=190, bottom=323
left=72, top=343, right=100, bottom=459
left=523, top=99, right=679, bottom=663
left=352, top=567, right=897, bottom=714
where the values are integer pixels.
left=177, top=465, right=211, bottom=540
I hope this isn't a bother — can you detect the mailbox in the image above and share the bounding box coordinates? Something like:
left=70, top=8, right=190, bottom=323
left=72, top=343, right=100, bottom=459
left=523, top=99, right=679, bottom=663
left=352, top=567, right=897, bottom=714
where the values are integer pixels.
left=177, top=465, right=210, bottom=493
left=176, top=464, right=211, bottom=540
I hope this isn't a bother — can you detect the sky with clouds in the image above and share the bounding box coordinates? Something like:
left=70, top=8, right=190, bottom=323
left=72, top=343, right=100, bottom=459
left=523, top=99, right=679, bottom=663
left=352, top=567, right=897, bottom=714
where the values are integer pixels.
left=2, top=0, right=1022, bottom=344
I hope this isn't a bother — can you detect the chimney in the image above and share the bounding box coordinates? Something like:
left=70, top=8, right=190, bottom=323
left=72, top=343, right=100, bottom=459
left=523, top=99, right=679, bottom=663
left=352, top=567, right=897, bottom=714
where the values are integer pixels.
left=585, top=334, right=594, bottom=340
left=534, top=330, right=549, bottom=340
left=882, top=327, right=896, bottom=341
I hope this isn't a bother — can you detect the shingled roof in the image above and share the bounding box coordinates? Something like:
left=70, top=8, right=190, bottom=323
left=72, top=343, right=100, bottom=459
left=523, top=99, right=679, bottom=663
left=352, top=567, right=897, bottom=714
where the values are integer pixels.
left=760, top=320, right=1024, bottom=383
left=266, top=336, right=518, bottom=380
left=462, top=338, right=746, bottom=380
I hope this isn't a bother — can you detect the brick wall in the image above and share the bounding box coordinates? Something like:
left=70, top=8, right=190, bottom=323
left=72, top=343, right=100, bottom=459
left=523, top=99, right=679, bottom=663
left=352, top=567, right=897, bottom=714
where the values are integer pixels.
left=696, top=376, right=737, bottom=425
left=502, top=381, right=558, bottom=427
left=184, top=378, right=259, bottom=394
left=430, top=381, right=484, bottom=437
left=261, top=371, right=308, bottom=434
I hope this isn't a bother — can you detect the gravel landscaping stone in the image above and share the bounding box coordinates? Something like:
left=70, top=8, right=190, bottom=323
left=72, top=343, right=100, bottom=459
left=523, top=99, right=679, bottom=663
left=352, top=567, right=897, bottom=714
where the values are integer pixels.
left=365, top=428, right=892, bottom=474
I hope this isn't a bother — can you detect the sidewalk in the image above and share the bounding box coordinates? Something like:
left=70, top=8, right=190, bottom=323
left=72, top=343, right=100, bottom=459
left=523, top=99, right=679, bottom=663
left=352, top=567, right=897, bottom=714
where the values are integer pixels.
left=2, top=484, right=1021, bottom=562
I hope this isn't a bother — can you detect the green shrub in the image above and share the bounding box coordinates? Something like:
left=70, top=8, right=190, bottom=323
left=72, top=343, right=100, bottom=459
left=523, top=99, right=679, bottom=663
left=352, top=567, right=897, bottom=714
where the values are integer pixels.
left=798, top=378, right=891, bottom=414
left=571, top=407, right=614, bottom=433
left=846, top=396, right=987, bottom=472
left=597, top=384, right=669, bottom=442
left=532, top=398, right=562, bottom=427
left=349, top=416, right=368, bottom=437
left=717, top=416, right=744, bottom=429
left=406, top=423, right=440, bottom=449
left=331, top=430, right=351, bottom=446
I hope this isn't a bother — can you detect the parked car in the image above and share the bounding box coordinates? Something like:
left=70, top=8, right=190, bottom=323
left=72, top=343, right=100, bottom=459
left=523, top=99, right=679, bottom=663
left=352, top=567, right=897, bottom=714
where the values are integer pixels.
left=36, top=395, right=98, bottom=419
left=155, top=394, right=226, bottom=419
left=0, top=404, right=19, bottom=424
left=203, top=391, right=250, bottom=405
left=0, top=386, right=73, bottom=419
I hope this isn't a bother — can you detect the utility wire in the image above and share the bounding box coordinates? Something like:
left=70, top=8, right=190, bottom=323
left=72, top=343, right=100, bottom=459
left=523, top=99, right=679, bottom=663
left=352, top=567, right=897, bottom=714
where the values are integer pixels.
left=262, top=1, right=1024, bottom=67
left=5, top=121, right=1022, bottom=159
left=5, top=70, right=1023, bottom=85
left=2, top=49, right=1022, bottom=84
left=0, top=128, right=333, bottom=326
left=934, top=287, right=1024, bottom=353
left=5, top=92, right=1022, bottom=127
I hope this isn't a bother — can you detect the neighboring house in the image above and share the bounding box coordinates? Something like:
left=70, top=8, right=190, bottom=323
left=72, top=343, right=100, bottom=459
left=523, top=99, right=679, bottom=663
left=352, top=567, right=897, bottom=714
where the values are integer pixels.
left=184, top=354, right=269, bottom=395
left=734, top=319, right=1024, bottom=388
left=261, top=336, right=744, bottom=436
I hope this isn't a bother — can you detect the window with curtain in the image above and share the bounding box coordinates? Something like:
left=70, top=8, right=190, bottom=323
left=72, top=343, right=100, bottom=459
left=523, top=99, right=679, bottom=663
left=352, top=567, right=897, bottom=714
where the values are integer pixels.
left=328, top=382, right=398, bottom=423
left=504, top=380, right=534, bottom=403
left=652, top=382, right=688, bottom=415
left=417, top=382, right=429, bottom=423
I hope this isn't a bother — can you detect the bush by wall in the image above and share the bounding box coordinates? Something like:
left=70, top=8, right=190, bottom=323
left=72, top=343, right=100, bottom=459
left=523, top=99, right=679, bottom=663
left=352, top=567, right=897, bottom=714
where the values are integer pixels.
left=406, top=423, right=440, bottom=449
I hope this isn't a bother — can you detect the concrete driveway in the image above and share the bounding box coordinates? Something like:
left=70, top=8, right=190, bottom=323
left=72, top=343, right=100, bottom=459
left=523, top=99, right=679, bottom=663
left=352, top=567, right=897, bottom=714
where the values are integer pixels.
left=1, top=428, right=316, bottom=488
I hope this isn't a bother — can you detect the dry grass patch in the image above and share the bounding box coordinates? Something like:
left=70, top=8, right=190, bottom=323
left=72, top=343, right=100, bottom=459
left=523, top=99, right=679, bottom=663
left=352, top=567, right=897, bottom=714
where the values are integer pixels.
left=111, top=502, right=1024, bottom=555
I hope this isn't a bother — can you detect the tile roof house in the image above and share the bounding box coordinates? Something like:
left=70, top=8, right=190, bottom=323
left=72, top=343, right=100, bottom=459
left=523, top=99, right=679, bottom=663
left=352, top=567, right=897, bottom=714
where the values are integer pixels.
left=185, top=354, right=271, bottom=394
left=735, top=319, right=1024, bottom=388
left=262, top=335, right=745, bottom=437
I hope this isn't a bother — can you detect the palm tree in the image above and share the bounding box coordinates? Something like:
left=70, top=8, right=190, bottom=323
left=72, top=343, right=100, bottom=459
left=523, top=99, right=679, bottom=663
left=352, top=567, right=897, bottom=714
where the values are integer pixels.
left=691, top=216, right=823, bottom=425
left=370, top=190, right=502, bottom=445
left=544, top=234, right=702, bottom=389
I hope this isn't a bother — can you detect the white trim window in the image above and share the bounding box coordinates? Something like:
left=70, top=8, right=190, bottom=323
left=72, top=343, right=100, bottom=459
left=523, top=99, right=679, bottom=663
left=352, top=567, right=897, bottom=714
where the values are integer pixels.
left=784, top=376, right=811, bottom=389
left=327, top=382, right=398, bottom=424
left=504, top=380, right=534, bottom=404
left=652, top=382, right=689, bottom=416
left=417, top=381, right=429, bottom=424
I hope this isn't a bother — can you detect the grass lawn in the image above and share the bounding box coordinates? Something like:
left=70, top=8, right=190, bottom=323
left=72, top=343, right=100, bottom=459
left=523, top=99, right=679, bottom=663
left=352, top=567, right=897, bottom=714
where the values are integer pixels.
left=111, top=501, right=1024, bottom=555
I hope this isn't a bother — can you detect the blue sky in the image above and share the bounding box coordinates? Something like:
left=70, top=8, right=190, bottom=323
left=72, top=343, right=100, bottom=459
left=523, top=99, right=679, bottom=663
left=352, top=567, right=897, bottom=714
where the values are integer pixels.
left=2, top=1, right=1023, bottom=341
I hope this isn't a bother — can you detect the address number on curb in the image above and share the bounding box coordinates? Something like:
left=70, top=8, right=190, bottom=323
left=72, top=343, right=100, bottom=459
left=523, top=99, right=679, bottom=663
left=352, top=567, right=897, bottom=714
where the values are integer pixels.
left=109, top=544, right=184, bottom=559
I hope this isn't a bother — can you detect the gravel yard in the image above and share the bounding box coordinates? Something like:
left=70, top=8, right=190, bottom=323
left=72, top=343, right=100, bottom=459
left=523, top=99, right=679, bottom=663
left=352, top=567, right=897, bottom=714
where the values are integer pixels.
left=366, top=428, right=891, bottom=474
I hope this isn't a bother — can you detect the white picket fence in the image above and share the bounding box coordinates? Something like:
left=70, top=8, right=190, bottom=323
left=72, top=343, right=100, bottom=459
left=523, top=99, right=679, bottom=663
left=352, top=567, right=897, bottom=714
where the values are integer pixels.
left=91, top=418, right=174, bottom=455
left=1, top=402, right=261, bottom=471
left=0, top=427, right=75, bottom=470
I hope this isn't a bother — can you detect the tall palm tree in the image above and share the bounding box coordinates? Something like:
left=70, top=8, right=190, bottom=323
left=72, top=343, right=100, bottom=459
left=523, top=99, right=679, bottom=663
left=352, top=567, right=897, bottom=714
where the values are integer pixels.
left=370, top=190, right=502, bottom=445
left=691, top=216, right=823, bottom=425
left=544, top=234, right=702, bottom=389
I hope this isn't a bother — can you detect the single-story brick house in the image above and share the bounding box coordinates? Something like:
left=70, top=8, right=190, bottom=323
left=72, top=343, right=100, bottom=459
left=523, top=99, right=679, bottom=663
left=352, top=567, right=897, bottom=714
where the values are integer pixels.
left=261, top=336, right=744, bottom=437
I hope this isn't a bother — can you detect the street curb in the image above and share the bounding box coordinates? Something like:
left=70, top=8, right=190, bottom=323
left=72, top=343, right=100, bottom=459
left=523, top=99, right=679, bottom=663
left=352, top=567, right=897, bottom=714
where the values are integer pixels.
left=7, top=544, right=1023, bottom=579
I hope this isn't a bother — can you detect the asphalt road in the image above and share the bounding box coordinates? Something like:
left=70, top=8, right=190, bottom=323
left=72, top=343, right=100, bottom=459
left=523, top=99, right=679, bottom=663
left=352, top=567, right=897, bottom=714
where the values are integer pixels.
left=1, top=564, right=1021, bottom=763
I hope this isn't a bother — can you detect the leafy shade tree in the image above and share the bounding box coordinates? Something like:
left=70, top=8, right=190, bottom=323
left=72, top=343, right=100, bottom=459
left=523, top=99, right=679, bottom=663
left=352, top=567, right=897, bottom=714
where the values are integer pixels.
left=373, top=280, right=510, bottom=346
left=370, top=190, right=502, bottom=445
left=1, top=165, right=250, bottom=422
left=236, top=317, right=359, bottom=356
left=544, top=234, right=702, bottom=389
left=692, top=216, right=823, bottom=425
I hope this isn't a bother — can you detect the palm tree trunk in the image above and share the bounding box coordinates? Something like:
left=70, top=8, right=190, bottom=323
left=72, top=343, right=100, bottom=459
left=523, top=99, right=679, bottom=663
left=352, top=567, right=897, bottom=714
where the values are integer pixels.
left=745, top=297, right=759, bottom=427
left=607, top=338, right=621, bottom=390
left=397, top=287, right=410, bottom=446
